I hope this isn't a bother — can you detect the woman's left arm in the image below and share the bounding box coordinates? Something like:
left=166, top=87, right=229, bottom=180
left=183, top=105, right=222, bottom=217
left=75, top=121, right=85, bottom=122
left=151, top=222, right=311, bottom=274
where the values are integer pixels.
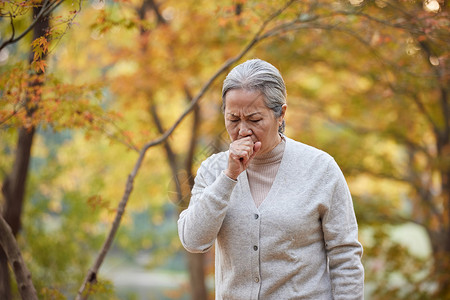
left=322, top=159, right=364, bottom=300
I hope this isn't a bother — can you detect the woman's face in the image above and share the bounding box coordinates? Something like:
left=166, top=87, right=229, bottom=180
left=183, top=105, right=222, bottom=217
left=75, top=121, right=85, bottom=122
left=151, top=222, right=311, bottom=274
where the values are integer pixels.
left=224, top=89, right=286, bottom=155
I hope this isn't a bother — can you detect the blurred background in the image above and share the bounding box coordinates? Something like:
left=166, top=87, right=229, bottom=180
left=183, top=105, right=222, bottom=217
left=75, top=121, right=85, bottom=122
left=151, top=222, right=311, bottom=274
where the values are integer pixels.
left=0, top=0, right=448, bottom=299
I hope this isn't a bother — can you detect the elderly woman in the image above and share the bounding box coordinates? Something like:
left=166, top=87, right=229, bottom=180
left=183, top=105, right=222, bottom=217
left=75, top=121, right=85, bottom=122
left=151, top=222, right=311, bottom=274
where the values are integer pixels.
left=178, top=59, right=364, bottom=299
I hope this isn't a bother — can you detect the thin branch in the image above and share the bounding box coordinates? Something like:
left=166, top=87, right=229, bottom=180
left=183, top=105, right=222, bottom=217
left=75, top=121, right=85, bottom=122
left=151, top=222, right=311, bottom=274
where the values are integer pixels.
left=9, top=11, right=16, bottom=42
left=97, top=115, right=139, bottom=152
left=386, top=81, right=442, bottom=137
left=380, top=0, right=417, bottom=21
left=137, top=2, right=296, bottom=154
left=0, top=104, right=24, bottom=128
left=76, top=2, right=297, bottom=298
left=295, top=98, right=435, bottom=179
left=411, top=92, right=441, bottom=133
left=184, top=85, right=200, bottom=186
left=350, top=166, right=410, bottom=183
left=335, top=5, right=450, bottom=45
left=42, top=0, right=65, bottom=16
left=266, top=17, right=444, bottom=139
left=98, top=126, right=139, bottom=152
left=263, top=7, right=445, bottom=81
left=408, top=174, right=443, bottom=225
left=0, top=0, right=55, bottom=52
left=45, top=1, right=83, bottom=63
left=416, top=40, right=449, bottom=142
left=149, top=103, right=183, bottom=200
left=248, top=4, right=445, bottom=160
left=148, top=0, right=166, bottom=25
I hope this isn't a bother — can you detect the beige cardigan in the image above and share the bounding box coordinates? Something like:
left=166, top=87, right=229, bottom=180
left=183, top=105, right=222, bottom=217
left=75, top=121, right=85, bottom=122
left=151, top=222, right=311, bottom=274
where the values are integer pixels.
left=178, top=137, right=364, bottom=299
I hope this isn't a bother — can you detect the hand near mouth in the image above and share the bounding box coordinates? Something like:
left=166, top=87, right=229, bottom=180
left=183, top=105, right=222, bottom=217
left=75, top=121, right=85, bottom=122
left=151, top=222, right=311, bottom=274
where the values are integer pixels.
left=224, top=137, right=262, bottom=180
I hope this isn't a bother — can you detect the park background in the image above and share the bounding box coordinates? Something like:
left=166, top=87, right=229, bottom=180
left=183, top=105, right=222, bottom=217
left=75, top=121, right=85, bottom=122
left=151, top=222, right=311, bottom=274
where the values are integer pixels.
left=0, top=0, right=448, bottom=299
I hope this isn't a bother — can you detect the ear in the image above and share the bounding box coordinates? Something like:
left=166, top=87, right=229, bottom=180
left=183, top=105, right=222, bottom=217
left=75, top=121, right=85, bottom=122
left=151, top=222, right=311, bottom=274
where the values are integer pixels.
left=279, top=104, right=287, bottom=123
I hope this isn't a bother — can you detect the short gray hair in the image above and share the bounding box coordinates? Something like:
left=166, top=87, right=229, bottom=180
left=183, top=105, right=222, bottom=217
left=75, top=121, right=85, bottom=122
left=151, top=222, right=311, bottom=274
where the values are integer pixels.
left=222, top=59, right=287, bottom=133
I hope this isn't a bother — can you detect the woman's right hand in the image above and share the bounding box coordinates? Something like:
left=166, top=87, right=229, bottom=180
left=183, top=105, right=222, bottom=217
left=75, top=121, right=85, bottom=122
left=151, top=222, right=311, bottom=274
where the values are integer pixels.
left=224, top=137, right=261, bottom=180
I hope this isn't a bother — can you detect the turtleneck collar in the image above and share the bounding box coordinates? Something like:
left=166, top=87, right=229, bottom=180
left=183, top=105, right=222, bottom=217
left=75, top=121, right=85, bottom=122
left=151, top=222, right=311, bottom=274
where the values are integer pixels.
left=250, top=135, right=286, bottom=166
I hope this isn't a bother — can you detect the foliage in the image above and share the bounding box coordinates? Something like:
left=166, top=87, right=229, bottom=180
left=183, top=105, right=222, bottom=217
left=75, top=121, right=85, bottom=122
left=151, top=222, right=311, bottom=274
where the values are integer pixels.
left=0, top=63, right=108, bottom=131
left=0, top=0, right=449, bottom=299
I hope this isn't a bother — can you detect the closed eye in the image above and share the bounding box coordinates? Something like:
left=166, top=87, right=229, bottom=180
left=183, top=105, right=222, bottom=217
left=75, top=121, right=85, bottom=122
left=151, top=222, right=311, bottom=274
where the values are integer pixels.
left=250, top=119, right=261, bottom=123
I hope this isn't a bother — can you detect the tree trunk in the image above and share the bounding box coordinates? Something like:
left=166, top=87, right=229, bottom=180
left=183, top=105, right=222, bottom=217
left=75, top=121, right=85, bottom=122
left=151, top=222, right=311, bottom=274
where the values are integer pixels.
left=0, top=5, right=49, bottom=299
left=186, top=252, right=208, bottom=299
left=435, top=56, right=449, bottom=298
left=433, top=123, right=450, bottom=297
left=183, top=94, right=209, bottom=300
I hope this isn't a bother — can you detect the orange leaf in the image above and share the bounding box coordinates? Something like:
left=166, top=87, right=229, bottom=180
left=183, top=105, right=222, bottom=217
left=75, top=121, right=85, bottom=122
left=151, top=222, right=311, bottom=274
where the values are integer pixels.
left=37, top=60, right=47, bottom=73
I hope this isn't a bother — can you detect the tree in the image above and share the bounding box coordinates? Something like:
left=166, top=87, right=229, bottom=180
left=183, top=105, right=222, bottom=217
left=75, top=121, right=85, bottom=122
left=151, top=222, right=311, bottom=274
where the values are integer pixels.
left=1, top=1, right=108, bottom=298
left=1, top=2, right=51, bottom=298
left=1, top=0, right=448, bottom=299
left=254, top=0, right=449, bottom=297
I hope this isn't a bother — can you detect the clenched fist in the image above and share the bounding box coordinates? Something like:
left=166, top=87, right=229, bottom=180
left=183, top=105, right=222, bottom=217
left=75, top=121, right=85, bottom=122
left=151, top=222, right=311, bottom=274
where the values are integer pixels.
left=224, top=137, right=262, bottom=180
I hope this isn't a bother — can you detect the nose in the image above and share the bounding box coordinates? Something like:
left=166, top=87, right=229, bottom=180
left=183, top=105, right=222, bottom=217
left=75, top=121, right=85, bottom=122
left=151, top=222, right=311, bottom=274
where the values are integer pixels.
left=239, top=125, right=252, bottom=137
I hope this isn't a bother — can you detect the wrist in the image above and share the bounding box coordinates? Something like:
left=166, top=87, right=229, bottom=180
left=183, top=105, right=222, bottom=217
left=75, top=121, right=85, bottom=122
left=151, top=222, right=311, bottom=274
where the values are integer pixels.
left=224, top=169, right=238, bottom=181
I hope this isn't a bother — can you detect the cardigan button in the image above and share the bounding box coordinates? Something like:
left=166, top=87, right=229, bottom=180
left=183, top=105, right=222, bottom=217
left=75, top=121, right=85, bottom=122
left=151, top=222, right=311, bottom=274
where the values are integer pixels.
left=253, top=245, right=258, bottom=251
left=254, top=277, right=259, bottom=283
left=254, top=214, right=259, bottom=219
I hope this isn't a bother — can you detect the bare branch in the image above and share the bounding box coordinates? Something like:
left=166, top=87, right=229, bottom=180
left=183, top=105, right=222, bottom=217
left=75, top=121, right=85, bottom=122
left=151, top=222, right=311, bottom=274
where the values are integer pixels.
left=184, top=85, right=200, bottom=185
left=149, top=103, right=182, bottom=198
left=0, top=215, right=38, bottom=300
left=9, top=11, right=16, bottom=42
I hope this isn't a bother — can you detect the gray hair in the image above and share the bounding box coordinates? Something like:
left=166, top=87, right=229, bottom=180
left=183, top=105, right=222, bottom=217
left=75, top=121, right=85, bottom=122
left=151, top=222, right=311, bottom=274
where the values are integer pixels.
left=222, top=59, right=287, bottom=133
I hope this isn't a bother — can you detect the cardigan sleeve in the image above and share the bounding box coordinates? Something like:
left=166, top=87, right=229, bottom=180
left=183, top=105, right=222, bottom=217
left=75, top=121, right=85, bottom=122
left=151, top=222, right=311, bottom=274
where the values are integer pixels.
left=178, top=158, right=237, bottom=253
left=322, top=159, right=365, bottom=300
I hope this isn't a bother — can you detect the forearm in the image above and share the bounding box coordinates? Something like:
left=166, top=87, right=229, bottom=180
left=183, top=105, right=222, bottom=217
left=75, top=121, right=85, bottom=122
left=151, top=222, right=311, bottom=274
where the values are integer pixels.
left=178, top=171, right=237, bottom=253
